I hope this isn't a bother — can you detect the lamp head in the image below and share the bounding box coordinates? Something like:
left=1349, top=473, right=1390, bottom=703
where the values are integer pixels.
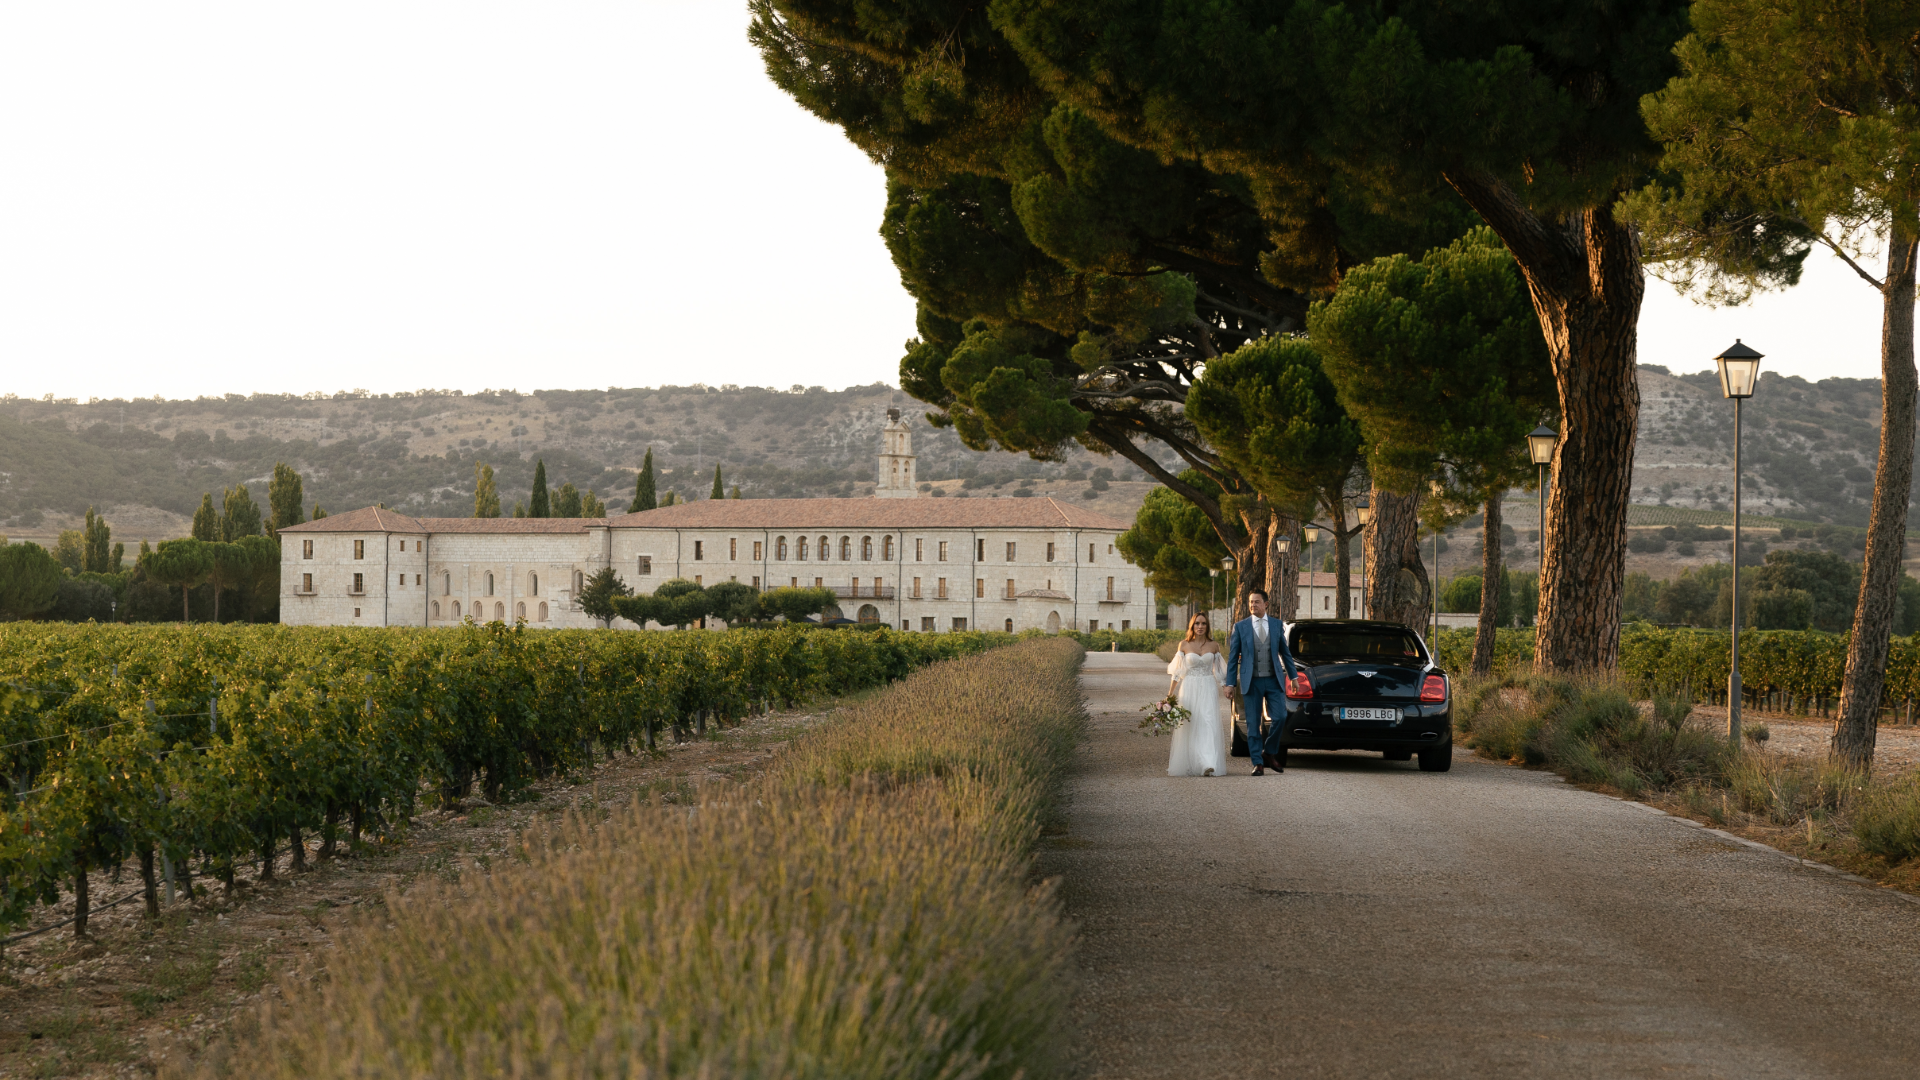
left=1220, top=556, right=1235, bottom=571
left=1526, top=425, right=1558, bottom=466
left=1354, top=495, right=1371, bottom=526
left=1303, top=525, right=1321, bottom=544
left=1714, top=339, right=1763, bottom=399
left=1275, top=537, right=1291, bottom=554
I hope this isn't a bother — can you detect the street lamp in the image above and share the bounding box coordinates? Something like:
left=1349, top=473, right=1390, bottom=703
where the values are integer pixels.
left=1274, top=536, right=1291, bottom=620
left=1716, top=339, right=1764, bottom=746
left=1220, top=555, right=1236, bottom=620
left=1526, top=425, right=1557, bottom=575
left=1353, top=496, right=1372, bottom=616
left=1302, top=526, right=1321, bottom=619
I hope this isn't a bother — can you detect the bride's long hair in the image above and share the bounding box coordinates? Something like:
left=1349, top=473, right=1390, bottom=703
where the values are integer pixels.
left=1184, top=612, right=1211, bottom=642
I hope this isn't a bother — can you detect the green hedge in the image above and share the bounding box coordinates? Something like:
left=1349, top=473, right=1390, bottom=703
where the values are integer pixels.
left=0, top=623, right=1013, bottom=934
left=1433, top=624, right=1920, bottom=711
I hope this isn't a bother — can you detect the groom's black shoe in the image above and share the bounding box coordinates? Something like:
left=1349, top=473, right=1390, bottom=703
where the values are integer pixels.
left=1262, top=754, right=1285, bottom=773
left=1251, top=764, right=1266, bottom=776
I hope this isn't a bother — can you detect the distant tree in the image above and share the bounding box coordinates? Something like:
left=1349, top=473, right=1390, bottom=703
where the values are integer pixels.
left=757, top=585, right=838, bottom=623
left=614, top=578, right=709, bottom=629
left=554, top=482, right=583, bottom=518
left=143, top=538, right=213, bottom=621
left=704, top=580, right=759, bottom=626
left=1116, top=473, right=1230, bottom=613
left=710, top=466, right=725, bottom=500
left=513, top=502, right=527, bottom=518
left=0, top=542, right=64, bottom=619
left=220, top=484, right=263, bottom=540
left=190, top=494, right=218, bottom=541
left=529, top=460, right=551, bottom=518
left=201, top=541, right=257, bottom=622
left=580, top=490, right=606, bottom=518
left=82, top=508, right=113, bottom=573
left=660, top=491, right=680, bottom=508
left=267, top=463, right=305, bottom=539
left=312, top=505, right=327, bottom=520
left=729, top=485, right=742, bottom=500
left=1750, top=550, right=1861, bottom=633
left=634, top=448, right=658, bottom=512
left=52, top=530, right=85, bottom=573
left=109, top=542, right=124, bottom=574
left=577, top=566, right=632, bottom=627
left=236, top=534, right=279, bottom=622
left=50, top=577, right=115, bottom=622
left=473, top=463, right=502, bottom=518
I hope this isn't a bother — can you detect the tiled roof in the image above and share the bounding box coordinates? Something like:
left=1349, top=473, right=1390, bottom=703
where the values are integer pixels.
left=280, top=508, right=600, bottom=534
left=609, top=497, right=1131, bottom=531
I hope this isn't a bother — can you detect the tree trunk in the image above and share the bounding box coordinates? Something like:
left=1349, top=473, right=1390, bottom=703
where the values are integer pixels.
left=1473, top=493, right=1505, bottom=675
left=1365, top=486, right=1429, bottom=630
left=1833, top=232, right=1920, bottom=771
left=1329, top=502, right=1354, bottom=620
left=1231, top=508, right=1271, bottom=624
left=1445, top=178, right=1641, bottom=670
left=139, top=845, right=160, bottom=919
left=182, top=584, right=191, bottom=623
left=290, top=826, right=308, bottom=872
left=260, top=835, right=275, bottom=882
left=73, top=862, right=90, bottom=939
left=1268, top=508, right=1300, bottom=620
left=319, top=805, right=340, bottom=860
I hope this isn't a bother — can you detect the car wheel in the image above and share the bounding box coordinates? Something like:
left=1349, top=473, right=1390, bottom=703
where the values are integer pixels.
left=1230, top=724, right=1250, bottom=757
left=1417, top=742, right=1453, bottom=772
left=1383, top=750, right=1412, bottom=761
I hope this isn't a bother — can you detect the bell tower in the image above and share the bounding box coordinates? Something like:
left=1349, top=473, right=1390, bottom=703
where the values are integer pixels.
left=875, top=408, right=918, bottom=498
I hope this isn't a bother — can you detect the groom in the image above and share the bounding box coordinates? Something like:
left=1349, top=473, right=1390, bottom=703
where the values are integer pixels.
left=1226, top=589, right=1299, bottom=776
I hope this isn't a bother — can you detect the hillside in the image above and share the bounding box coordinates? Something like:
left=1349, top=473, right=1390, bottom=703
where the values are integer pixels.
left=0, top=365, right=1902, bottom=548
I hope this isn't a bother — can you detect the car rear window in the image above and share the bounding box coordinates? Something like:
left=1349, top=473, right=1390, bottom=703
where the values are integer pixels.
left=1291, top=628, right=1425, bottom=662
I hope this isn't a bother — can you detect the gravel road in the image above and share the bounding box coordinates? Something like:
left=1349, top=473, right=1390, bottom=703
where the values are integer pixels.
left=1043, top=653, right=1920, bottom=1079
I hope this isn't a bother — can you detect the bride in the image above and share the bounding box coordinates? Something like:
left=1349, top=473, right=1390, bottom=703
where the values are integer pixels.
left=1165, top=612, right=1229, bottom=777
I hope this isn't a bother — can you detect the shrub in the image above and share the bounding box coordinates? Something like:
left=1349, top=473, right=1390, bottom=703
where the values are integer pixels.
left=1854, top=774, right=1920, bottom=862
left=1457, top=674, right=1727, bottom=793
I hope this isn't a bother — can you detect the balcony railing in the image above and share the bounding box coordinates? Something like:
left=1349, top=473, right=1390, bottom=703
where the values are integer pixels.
left=830, top=585, right=896, bottom=600
left=1097, top=589, right=1133, bottom=604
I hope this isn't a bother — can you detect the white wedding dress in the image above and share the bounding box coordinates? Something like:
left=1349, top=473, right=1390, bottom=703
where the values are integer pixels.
left=1166, top=648, right=1228, bottom=777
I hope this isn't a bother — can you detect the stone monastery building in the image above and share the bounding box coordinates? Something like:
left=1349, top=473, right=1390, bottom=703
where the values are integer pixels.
left=279, top=410, right=1153, bottom=633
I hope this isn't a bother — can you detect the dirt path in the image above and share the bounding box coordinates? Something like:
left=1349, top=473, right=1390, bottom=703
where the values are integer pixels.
left=1041, top=653, right=1920, bottom=1079
left=0, top=702, right=838, bottom=1078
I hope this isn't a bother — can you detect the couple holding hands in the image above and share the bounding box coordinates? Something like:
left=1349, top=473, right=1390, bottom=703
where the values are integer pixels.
left=1164, top=589, right=1300, bottom=777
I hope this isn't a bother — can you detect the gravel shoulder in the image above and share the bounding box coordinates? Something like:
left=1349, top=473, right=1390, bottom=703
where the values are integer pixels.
left=1043, top=653, right=1920, bottom=1079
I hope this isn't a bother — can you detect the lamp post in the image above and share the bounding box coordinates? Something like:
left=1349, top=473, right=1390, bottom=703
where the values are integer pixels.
left=1716, top=339, right=1764, bottom=747
left=1302, top=525, right=1321, bottom=619
left=1208, top=566, right=1219, bottom=626
left=1526, top=426, right=1558, bottom=581
left=1220, top=555, right=1236, bottom=622
left=1354, top=496, right=1372, bottom=617
left=1274, top=536, right=1291, bottom=621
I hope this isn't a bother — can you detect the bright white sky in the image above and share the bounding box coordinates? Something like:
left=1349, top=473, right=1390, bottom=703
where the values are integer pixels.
left=0, top=3, right=1892, bottom=402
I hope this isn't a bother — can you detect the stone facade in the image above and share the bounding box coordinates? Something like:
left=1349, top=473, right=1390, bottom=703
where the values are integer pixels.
left=279, top=424, right=1152, bottom=632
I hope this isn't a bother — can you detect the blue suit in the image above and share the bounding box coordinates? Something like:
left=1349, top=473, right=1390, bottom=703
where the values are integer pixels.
left=1226, top=615, right=1299, bottom=763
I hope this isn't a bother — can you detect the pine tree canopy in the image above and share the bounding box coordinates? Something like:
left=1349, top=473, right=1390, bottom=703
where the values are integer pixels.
left=529, top=460, right=551, bottom=518
left=634, top=447, right=657, bottom=512
left=581, top=490, right=606, bottom=518
left=555, top=482, right=583, bottom=518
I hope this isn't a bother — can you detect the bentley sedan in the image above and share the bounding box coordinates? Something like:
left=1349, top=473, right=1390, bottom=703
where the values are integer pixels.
left=1230, top=620, right=1453, bottom=772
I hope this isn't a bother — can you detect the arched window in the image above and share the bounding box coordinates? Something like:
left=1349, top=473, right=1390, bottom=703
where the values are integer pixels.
left=1046, top=611, right=1061, bottom=633
left=531, top=573, right=539, bottom=596
left=574, top=570, right=584, bottom=592
left=516, top=601, right=526, bottom=621
left=538, top=601, right=549, bottom=621
left=432, top=601, right=441, bottom=619
left=797, top=536, right=808, bottom=560
left=486, top=572, right=495, bottom=596
left=861, top=536, right=873, bottom=560
left=1005, top=618, right=1014, bottom=632
left=882, top=536, right=894, bottom=560
left=839, top=536, right=852, bottom=560
left=452, top=600, right=461, bottom=617
left=776, top=536, right=788, bottom=560
left=857, top=603, right=880, bottom=623
left=818, top=535, right=829, bottom=561
left=442, top=573, right=450, bottom=595
left=494, top=601, right=505, bottom=622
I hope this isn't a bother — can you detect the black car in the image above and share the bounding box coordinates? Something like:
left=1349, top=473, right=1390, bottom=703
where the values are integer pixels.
left=1229, top=619, right=1453, bottom=772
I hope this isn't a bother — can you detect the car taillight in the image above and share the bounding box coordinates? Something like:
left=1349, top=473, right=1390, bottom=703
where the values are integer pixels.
left=1285, top=671, right=1314, bottom=700
left=1421, top=674, right=1448, bottom=703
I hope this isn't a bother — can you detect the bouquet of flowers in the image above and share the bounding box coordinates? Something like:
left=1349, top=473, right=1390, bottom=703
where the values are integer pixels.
left=1136, top=696, right=1192, bottom=737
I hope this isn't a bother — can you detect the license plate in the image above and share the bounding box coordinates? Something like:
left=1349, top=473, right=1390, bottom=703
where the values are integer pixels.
left=1341, top=707, right=1399, bottom=722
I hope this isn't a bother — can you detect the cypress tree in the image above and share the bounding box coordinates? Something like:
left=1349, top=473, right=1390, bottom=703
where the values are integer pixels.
left=474, top=463, right=502, bottom=518
left=661, top=491, right=679, bottom=507
left=219, top=484, right=263, bottom=540
left=266, top=463, right=305, bottom=540
left=554, top=482, right=583, bottom=518
left=190, top=494, right=218, bottom=541
left=634, top=448, right=657, bottom=512
left=83, top=508, right=112, bottom=573
left=710, top=465, right=725, bottom=500
left=312, top=505, right=327, bottom=520
left=529, top=460, right=551, bottom=518
left=581, top=490, right=606, bottom=518
left=729, top=485, right=742, bottom=500
left=513, top=502, right=528, bottom=518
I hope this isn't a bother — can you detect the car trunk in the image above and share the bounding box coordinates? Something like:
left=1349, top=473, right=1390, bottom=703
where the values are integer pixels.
left=1307, top=661, right=1424, bottom=701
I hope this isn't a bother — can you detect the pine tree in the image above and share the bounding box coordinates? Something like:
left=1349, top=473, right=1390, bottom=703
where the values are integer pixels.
left=581, top=490, right=606, bottom=518
left=634, top=448, right=658, bottom=511
left=473, top=462, right=502, bottom=518
left=220, top=484, right=263, bottom=540
left=529, top=460, right=551, bottom=518
left=554, top=482, right=583, bottom=518
left=267, top=463, right=305, bottom=540
left=710, top=465, right=725, bottom=500
left=729, top=485, right=742, bottom=499
left=661, top=491, right=679, bottom=507
left=312, top=505, right=328, bottom=520
left=513, top=502, right=528, bottom=518
left=191, top=494, right=218, bottom=541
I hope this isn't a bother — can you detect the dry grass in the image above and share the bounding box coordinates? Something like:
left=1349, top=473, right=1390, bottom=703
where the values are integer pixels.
left=177, top=638, right=1087, bottom=1079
